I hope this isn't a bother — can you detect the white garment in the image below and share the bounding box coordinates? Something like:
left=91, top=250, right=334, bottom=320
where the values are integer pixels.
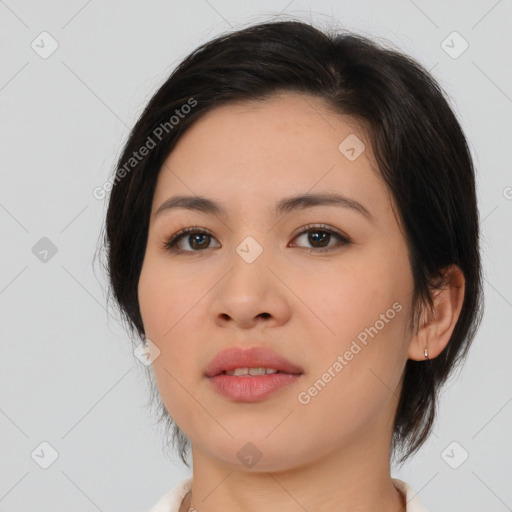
left=147, top=477, right=429, bottom=512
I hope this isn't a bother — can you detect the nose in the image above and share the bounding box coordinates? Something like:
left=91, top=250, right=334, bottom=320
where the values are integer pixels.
left=210, top=245, right=292, bottom=330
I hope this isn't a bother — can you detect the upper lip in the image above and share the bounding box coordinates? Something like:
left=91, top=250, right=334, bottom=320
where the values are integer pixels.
left=205, top=346, right=304, bottom=377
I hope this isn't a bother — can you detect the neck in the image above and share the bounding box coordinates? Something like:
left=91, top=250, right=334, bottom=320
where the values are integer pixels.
left=180, top=437, right=405, bottom=512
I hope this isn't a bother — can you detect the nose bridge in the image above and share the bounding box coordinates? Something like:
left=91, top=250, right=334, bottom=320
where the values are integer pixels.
left=211, top=226, right=290, bottom=327
left=223, top=206, right=272, bottom=268
left=223, top=231, right=269, bottom=301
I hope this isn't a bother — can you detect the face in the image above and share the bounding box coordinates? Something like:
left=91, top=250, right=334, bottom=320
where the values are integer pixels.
left=138, top=92, right=416, bottom=471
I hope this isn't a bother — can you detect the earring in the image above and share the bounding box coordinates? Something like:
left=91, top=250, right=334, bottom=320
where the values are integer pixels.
left=424, top=347, right=429, bottom=359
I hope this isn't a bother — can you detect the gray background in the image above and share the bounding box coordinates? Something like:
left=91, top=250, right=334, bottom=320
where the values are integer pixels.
left=1, top=1, right=511, bottom=511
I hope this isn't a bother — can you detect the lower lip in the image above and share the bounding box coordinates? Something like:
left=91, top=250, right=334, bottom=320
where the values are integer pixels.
left=208, top=373, right=301, bottom=402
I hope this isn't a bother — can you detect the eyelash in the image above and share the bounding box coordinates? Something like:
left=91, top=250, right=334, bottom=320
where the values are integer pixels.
left=163, top=223, right=351, bottom=254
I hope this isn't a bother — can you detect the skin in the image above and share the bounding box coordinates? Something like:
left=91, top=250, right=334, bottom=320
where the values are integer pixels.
left=137, top=92, right=465, bottom=512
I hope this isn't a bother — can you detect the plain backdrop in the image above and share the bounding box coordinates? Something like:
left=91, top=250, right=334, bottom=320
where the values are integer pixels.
left=1, top=1, right=511, bottom=511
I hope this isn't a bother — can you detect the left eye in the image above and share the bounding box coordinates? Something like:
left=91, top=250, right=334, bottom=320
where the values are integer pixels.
left=290, top=224, right=351, bottom=252
left=164, top=224, right=350, bottom=253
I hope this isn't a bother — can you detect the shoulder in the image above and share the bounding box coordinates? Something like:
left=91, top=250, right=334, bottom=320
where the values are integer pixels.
left=146, top=477, right=193, bottom=512
left=392, top=478, right=430, bottom=512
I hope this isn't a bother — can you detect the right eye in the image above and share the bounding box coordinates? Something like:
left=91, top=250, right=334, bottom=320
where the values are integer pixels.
left=164, top=227, right=221, bottom=253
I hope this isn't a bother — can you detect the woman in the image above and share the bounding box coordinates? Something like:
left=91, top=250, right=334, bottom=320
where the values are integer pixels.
left=102, top=19, right=483, bottom=512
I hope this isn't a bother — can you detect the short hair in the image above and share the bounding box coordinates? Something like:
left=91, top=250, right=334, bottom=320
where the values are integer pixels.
left=101, top=19, right=483, bottom=467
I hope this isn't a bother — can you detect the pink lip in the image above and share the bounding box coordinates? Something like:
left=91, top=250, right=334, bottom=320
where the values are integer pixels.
left=205, top=346, right=303, bottom=377
left=205, top=346, right=304, bottom=402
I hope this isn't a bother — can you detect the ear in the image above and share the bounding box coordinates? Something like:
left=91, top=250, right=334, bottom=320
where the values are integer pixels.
left=407, top=264, right=465, bottom=361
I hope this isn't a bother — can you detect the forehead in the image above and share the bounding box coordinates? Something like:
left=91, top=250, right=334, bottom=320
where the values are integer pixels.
left=153, top=92, right=390, bottom=220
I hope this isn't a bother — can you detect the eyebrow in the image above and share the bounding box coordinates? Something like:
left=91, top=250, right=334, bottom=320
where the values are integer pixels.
left=154, top=192, right=372, bottom=220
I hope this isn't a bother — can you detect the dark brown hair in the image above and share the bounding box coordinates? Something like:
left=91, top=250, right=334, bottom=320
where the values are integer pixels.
left=101, top=19, right=483, bottom=467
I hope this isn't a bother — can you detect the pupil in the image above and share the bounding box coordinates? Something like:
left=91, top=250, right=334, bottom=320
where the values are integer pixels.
left=191, top=234, right=208, bottom=249
left=309, top=231, right=328, bottom=247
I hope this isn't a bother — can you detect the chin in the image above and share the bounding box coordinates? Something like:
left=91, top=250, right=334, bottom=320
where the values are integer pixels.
left=198, top=436, right=308, bottom=473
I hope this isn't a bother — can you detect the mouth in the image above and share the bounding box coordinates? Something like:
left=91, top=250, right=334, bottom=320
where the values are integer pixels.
left=205, top=346, right=304, bottom=378
left=205, top=346, right=303, bottom=402
left=221, top=367, right=288, bottom=376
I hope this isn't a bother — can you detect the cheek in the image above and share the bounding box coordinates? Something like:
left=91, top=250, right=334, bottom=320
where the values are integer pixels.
left=291, top=242, right=411, bottom=342
left=138, top=252, right=199, bottom=340
left=138, top=257, right=202, bottom=430
left=138, top=251, right=210, bottom=376
left=294, top=305, right=411, bottom=448
left=137, top=261, right=169, bottom=340
left=296, top=244, right=413, bottom=409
